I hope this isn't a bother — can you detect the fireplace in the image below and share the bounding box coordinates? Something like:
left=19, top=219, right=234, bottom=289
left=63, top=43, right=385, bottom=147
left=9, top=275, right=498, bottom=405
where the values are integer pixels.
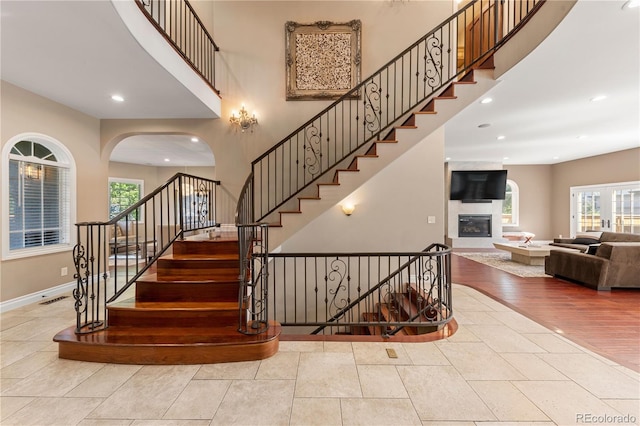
left=458, top=215, right=492, bottom=237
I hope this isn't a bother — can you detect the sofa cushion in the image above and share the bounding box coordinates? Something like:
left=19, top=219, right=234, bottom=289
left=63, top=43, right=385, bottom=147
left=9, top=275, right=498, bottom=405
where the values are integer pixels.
left=572, top=237, right=600, bottom=245
left=599, top=232, right=640, bottom=243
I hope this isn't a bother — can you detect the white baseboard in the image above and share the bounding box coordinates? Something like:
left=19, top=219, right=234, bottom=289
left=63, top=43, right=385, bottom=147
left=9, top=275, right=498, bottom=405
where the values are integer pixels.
left=0, top=280, right=76, bottom=313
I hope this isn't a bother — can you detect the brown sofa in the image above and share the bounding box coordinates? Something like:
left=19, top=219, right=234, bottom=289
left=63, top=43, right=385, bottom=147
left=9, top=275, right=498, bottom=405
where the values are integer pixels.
left=550, top=231, right=640, bottom=252
left=545, top=237, right=640, bottom=290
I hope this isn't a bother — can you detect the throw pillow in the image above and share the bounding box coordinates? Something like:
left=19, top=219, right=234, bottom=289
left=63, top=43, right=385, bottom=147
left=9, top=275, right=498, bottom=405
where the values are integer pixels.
left=575, top=231, right=602, bottom=240
left=572, top=237, right=600, bottom=245
left=586, top=244, right=601, bottom=255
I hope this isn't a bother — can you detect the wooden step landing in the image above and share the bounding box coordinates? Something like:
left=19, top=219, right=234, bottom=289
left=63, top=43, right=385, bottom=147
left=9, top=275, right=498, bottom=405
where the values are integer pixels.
left=54, top=321, right=281, bottom=365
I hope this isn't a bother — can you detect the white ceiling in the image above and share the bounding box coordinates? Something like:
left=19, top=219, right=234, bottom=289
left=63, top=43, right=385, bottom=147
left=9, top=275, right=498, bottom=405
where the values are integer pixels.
left=110, top=134, right=215, bottom=167
left=445, top=0, right=640, bottom=165
left=0, top=0, right=216, bottom=119
left=1, top=0, right=638, bottom=166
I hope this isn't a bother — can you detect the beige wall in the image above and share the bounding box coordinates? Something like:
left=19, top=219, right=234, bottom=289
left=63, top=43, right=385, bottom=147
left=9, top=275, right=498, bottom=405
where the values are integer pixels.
left=1, top=82, right=104, bottom=302
left=503, top=164, right=553, bottom=240
left=210, top=0, right=453, bottom=161
left=281, top=127, right=446, bottom=253
left=550, top=148, right=640, bottom=238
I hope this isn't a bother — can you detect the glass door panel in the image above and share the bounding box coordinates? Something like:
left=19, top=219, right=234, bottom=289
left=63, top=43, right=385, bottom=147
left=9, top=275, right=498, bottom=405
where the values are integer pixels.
left=572, top=182, right=640, bottom=236
left=612, top=188, right=640, bottom=233
left=575, top=191, right=601, bottom=232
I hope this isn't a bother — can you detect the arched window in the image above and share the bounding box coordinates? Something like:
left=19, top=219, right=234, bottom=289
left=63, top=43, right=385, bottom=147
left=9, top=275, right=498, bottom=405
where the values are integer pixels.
left=502, top=179, right=519, bottom=227
left=2, top=134, right=76, bottom=259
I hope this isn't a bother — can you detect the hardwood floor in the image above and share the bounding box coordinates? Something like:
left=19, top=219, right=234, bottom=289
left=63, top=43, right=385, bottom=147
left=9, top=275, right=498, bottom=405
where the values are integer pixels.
left=451, top=251, right=640, bottom=372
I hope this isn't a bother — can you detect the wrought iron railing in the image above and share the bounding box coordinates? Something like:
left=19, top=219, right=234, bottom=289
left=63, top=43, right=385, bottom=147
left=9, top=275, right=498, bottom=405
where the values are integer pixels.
left=136, top=0, right=220, bottom=94
left=235, top=0, right=543, bottom=335
left=72, top=173, right=220, bottom=334
left=238, top=243, right=451, bottom=336
left=247, top=0, right=542, bottom=223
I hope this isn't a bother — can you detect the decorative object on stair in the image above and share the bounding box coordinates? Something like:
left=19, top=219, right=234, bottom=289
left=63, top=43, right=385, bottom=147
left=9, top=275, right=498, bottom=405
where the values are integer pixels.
left=229, top=105, right=258, bottom=133
left=454, top=252, right=549, bottom=278
left=285, top=20, right=361, bottom=100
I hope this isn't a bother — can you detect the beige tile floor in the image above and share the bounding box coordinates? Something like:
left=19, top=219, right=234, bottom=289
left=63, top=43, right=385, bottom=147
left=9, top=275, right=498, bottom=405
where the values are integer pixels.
left=1, top=284, right=639, bottom=426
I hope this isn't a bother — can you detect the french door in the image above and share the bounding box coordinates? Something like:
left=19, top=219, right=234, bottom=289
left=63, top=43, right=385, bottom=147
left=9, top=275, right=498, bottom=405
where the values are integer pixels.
left=571, top=181, right=640, bottom=235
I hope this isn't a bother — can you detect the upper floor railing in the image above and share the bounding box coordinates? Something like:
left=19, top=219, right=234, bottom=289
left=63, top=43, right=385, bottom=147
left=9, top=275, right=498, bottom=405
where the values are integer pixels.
left=135, top=0, right=220, bottom=94
left=72, top=173, right=220, bottom=334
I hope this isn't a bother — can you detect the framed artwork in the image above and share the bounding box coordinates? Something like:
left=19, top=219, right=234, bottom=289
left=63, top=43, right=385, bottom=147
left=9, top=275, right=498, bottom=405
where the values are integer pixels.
left=285, top=20, right=361, bottom=100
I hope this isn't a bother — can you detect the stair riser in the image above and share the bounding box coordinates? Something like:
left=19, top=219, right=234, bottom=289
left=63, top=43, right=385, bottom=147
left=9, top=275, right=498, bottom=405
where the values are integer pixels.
left=136, top=281, right=239, bottom=302
left=173, top=240, right=239, bottom=256
left=157, top=259, right=239, bottom=281
left=108, top=309, right=238, bottom=328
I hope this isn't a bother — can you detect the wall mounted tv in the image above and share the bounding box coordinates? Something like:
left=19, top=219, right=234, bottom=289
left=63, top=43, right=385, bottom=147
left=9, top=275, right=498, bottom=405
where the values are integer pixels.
left=450, top=170, right=507, bottom=201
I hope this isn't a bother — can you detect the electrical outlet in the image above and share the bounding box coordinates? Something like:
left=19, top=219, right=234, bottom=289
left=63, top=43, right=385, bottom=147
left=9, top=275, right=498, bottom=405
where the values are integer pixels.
left=427, top=216, right=436, bottom=224
left=61, top=267, right=68, bottom=277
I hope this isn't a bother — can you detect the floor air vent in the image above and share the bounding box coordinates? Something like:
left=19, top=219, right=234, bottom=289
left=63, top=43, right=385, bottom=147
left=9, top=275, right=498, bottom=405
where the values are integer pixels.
left=40, top=296, right=69, bottom=305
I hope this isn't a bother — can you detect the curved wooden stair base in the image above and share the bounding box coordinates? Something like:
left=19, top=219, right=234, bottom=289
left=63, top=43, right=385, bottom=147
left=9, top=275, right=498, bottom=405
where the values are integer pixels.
left=54, top=322, right=281, bottom=365
left=54, top=233, right=281, bottom=364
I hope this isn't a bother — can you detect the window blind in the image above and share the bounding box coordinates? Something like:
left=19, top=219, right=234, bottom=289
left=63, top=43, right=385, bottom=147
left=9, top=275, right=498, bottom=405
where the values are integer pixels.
left=9, top=159, right=70, bottom=250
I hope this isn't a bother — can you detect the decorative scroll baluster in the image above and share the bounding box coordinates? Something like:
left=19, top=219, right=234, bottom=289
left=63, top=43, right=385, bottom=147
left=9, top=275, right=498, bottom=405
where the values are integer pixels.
left=71, top=174, right=221, bottom=334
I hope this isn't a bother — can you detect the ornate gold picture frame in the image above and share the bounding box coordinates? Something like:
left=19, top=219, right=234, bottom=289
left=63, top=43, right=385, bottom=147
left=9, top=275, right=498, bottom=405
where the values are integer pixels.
left=285, top=20, right=361, bottom=100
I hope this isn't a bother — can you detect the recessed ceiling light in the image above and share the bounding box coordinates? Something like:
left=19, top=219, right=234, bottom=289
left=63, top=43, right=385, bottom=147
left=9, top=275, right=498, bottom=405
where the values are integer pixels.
left=497, top=135, right=505, bottom=140
left=478, top=123, right=491, bottom=128
left=445, top=157, right=451, bottom=161
left=503, top=157, right=509, bottom=160
left=164, top=158, right=170, bottom=162
left=480, top=97, right=493, bottom=104
left=590, top=95, right=606, bottom=102
left=553, top=156, right=560, bottom=160
left=111, top=94, right=124, bottom=102
left=623, top=0, right=639, bottom=9
left=191, top=137, right=199, bottom=143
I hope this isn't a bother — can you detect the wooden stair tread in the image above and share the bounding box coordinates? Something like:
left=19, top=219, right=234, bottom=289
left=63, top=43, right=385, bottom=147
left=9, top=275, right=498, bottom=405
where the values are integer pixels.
left=136, top=273, right=238, bottom=284
left=184, top=233, right=238, bottom=242
left=109, top=299, right=238, bottom=311
left=165, top=253, right=239, bottom=260
left=55, top=324, right=279, bottom=345
left=54, top=322, right=281, bottom=364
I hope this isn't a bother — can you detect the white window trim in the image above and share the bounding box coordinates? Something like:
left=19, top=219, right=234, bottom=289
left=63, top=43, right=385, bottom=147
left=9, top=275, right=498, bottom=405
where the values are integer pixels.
left=503, top=179, right=520, bottom=227
left=2, top=133, right=77, bottom=260
left=570, top=180, right=640, bottom=237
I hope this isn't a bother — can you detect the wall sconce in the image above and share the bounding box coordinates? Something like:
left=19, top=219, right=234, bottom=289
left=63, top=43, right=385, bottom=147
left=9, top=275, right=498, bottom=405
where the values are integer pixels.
left=341, top=203, right=355, bottom=216
left=23, top=163, right=42, bottom=180
left=230, top=105, right=258, bottom=133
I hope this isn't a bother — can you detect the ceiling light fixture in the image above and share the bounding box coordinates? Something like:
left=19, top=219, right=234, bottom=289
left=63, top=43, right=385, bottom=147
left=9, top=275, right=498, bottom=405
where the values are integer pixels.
left=191, top=137, right=199, bottom=143
left=497, top=135, right=505, bottom=140
left=480, top=97, right=493, bottom=104
left=590, top=95, right=607, bottom=102
left=623, top=0, right=639, bottom=9
left=164, top=158, right=170, bottom=162
left=111, top=94, right=124, bottom=102
left=503, top=156, right=509, bottom=160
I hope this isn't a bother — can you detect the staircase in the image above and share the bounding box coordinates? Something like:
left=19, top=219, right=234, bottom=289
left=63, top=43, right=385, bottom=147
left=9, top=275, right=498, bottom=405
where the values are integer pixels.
left=359, top=283, right=442, bottom=337
left=267, top=60, right=498, bottom=249
left=55, top=231, right=280, bottom=364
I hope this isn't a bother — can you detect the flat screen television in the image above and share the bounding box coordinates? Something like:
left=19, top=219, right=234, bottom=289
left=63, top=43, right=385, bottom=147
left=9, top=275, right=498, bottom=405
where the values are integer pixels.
left=450, top=170, right=507, bottom=201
